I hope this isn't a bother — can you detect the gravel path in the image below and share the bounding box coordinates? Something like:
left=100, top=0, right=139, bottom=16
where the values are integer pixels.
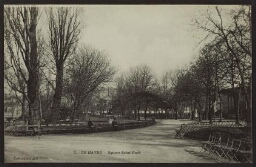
left=5, top=119, right=223, bottom=163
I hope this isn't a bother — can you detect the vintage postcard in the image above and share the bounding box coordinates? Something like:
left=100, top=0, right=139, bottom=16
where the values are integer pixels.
left=4, top=4, right=253, bottom=163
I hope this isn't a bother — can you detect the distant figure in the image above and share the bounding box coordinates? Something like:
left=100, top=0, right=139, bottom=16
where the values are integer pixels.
left=25, top=119, right=29, bottom=126
left=88, top=119, right=94, bottom=129
left=112, top=118, right=118, bottom=130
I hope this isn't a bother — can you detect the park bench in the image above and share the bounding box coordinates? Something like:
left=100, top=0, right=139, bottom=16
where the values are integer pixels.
left=199, top=132, right=222, bottom=157
left=212, top=134, right=234, bottom=161
left=199, top=133, right=236, bottom=161
left=214, top=138, right=252, bottom=162
left=199, top=133, right=252, bottom=163
left=175, top=122, right=204, bottom=139
left=232, top=138, right=253, bottom=163
left=175, top=124, right=187, bottom=139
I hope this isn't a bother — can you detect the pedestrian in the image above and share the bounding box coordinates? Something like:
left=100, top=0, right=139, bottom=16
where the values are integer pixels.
left=112, top=118, right=118, bottom=130
left=88, top=119, right=95, bottom=130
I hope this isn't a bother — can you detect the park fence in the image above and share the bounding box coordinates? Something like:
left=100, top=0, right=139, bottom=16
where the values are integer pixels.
left=175, top=120, right=249, bottom=139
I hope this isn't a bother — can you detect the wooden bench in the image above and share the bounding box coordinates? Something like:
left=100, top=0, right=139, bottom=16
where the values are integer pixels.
left=175, top=124, right=187, bottom=139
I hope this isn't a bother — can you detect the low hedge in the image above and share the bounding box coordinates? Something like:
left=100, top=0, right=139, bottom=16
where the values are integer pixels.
left=5, top=120, right=156, bottom=136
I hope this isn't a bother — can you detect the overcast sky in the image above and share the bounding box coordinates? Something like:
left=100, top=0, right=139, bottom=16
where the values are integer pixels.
left=27, top=5, right=242, bottom=79
left=78, top=5, right=204, bottom=78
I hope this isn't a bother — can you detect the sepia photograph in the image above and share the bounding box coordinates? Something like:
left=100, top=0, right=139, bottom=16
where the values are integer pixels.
left=3, top=4, right=253, bottom=163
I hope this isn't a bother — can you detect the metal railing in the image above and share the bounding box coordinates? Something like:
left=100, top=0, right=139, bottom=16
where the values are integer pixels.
left=175, top=120, right=248, bottom=139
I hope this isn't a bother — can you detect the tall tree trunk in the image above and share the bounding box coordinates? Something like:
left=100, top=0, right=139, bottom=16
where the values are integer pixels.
left=165, top=108, right=168, bottom=119
left=27, top=75, right=39, bottom=125
left=205, top=95, right=208, bottom=121
left=218, top=91, right=222, bottom=122
left=71, top=100, right=80, bottom=124
left=210, top=94, right=213, bottom=123
left=137, top=106, right=140, bottom=121
left=21, top=95, right=26, bottom=121
left=144, top=105, right=148, bottom=121
left=230, top=54, right=239, bottom=124
left=175, top=103, right=178, bottom=120
left=245, top=85, right=252, bottom=124
left=232, top=88, right=239, bottom=124
left=134, top=109, right=137, bottom=120
left=239, top=83, right=251, bottom=124
left=27, top=8, right=40, bottom=125
left=51, top=63, right=64, bottom=123
left=191, top=101, right=195, bottom=120
left=196, top=98, right=202, bottom=122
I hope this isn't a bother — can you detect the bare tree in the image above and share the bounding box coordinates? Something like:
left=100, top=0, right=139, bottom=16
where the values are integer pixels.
left=112, top=74, right=130, bottom=118
left=193, top=6, right=252, bottom=123
left=47, top=7, right=81, bottom=123
left=122, top=65, right=157, bottom=121
left=159, top=70, right=181, bottom=118
left=164, top=69, right=187, bottom=120
left=64, top=46, right=116, bottom=123
left=4, top=7, right=40, bottom=125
